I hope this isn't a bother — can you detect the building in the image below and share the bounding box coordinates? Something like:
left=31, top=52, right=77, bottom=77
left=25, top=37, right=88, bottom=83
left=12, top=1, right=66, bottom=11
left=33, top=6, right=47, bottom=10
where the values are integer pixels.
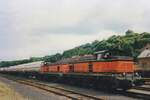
left=141, top=43, right=150, bottom=51
left=138, top=47, right=150, bottom=70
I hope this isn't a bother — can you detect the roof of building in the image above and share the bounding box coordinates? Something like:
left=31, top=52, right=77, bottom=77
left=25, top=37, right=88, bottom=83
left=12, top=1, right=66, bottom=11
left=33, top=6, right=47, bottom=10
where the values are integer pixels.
left=94, top=50, right=107, bottom=54
left=138, top=49, right=150, bottom=58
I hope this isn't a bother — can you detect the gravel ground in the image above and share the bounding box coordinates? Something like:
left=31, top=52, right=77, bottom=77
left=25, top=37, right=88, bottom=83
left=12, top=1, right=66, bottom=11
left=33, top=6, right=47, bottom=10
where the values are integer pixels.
left=0, top=76, right=67, bottom=100
left=0, top=75, right=139, bottom=100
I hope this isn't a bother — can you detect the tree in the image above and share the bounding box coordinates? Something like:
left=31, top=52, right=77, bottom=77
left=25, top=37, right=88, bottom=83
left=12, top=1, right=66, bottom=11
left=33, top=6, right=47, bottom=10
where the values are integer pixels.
left=1, top=30, right=150, bottom=67
left=125, top=29, right=134, bottom=35
left=43, top=53, right=62, bottom=62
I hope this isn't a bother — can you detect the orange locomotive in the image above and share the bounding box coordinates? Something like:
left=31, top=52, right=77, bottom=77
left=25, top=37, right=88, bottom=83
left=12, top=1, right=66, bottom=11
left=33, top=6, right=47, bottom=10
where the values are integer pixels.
left=40, top=52, right=139, bottom=90
left=41, top=60, right=134, bottom=73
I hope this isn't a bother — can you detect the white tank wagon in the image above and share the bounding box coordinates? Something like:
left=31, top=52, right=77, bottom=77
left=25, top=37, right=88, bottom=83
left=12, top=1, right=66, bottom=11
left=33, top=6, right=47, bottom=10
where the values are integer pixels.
left=15, top=61, right=43, bottom=72
left=0, top=65, right=17, bottom=73
left=0, top=61, right=44, bottom=79
left=0, top=67, right=8, bottom=71
left=0, top=61, right=43, bottom=72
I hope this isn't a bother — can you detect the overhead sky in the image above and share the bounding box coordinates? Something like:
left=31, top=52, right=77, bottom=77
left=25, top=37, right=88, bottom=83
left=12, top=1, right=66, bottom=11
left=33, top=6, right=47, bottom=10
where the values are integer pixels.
left=0, top=0, right=150, bottom=60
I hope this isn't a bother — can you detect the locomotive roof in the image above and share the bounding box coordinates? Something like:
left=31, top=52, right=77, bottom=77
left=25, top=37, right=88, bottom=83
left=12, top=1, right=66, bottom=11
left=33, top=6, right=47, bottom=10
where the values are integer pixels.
left=94, top=50, right=107, bottom=54
left=48, top=56, right=133, bottom=65
left=52, top=54, right=96, bottom=64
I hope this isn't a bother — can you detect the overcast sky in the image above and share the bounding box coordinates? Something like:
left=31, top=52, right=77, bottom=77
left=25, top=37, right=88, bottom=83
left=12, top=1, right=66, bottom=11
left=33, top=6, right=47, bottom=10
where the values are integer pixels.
left=0, top=0, right=150, bottom=60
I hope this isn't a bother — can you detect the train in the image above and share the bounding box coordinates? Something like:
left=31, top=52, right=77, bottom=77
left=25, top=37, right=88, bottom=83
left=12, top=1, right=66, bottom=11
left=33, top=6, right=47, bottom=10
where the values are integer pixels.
left=0, top=51, right=144, bottom=91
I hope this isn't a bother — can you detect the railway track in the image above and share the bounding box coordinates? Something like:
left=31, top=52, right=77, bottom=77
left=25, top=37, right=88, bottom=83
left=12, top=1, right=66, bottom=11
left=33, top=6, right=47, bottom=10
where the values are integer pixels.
left=17, top=79, right=105, bottom=100
left=120, top=84, right=150, bottom=99
left=11, top=79, right=150, bottom=100
left=1, top=74, right=150, bottom=100
left=1, top=75, right=104, bottom=100
left=122, top=78, right=150, bottom=99
left=120, top=91, right=150, bottom=100
left=132, top=85, right=150, bottom=91
left=141, top=78, right=150, bottom=85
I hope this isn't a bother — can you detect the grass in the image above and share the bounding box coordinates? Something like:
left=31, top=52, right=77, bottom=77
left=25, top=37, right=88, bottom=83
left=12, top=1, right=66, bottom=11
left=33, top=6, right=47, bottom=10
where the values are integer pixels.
left=0, top=81, right=27, bottom=100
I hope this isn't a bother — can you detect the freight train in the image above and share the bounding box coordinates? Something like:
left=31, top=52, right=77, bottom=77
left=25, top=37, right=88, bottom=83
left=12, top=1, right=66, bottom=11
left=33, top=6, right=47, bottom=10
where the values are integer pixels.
left=0, top=51, right=143, bottom=90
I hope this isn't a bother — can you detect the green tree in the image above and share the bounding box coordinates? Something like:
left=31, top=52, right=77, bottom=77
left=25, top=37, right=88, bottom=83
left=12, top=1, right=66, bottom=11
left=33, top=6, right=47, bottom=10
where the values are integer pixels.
left=125, top=29, right=134, bottom=35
